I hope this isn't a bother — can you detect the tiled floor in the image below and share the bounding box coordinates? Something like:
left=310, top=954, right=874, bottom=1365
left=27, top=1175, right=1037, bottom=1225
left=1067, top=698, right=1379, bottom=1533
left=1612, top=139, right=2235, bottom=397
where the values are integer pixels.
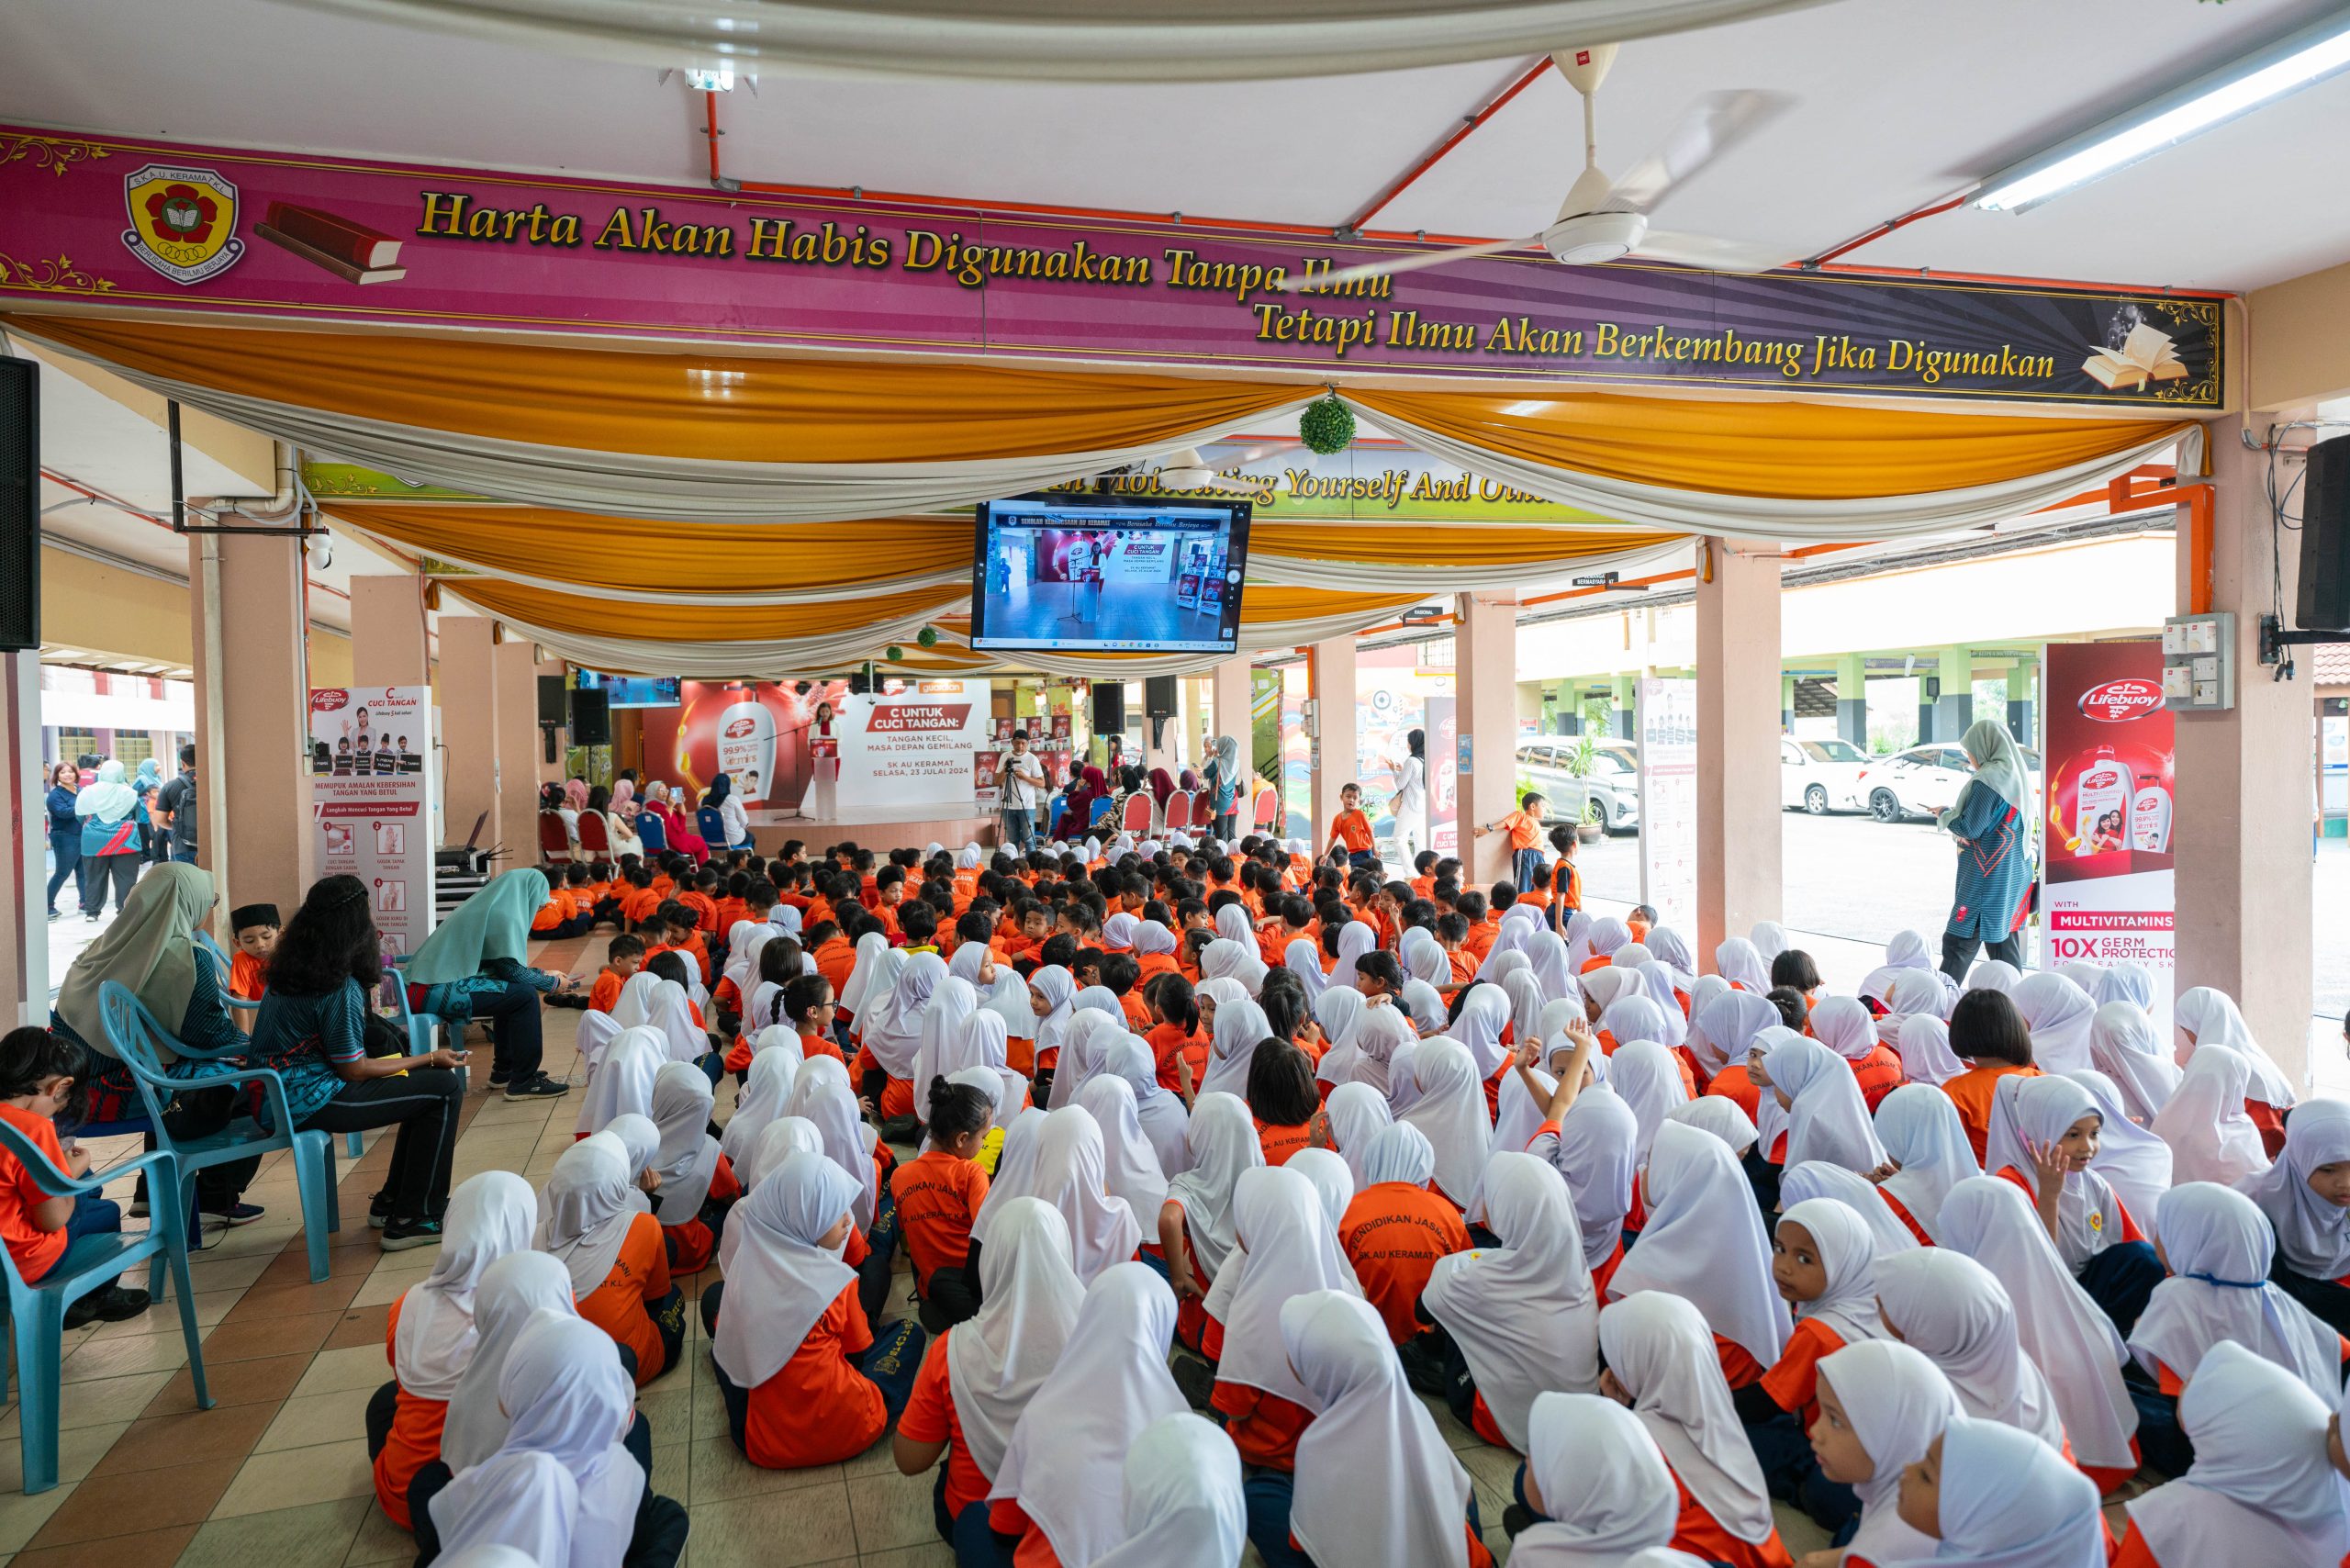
left=0, top=932, right=1849, bottom=1568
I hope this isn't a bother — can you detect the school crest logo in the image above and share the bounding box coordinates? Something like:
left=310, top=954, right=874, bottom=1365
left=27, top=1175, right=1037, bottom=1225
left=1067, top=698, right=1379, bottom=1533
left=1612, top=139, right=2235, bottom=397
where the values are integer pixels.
left=120, top=163, right=245, bottom=285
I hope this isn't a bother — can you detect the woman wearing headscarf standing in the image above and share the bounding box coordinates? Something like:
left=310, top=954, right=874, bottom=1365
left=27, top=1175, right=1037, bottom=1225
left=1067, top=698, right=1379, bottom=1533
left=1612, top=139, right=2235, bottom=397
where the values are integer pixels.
left=73, top=759, right=144, bottom=919
left=1203, top=734, right=1243, bottom=843
left=1391, top=728, right=1427, bottom=863
left=1935, top=718, right=2035, bottom=981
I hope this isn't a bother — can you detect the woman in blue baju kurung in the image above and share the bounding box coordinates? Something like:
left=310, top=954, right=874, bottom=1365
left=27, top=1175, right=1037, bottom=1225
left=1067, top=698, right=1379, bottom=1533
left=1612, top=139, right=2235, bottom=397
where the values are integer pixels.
left=1937, top=718, right=2035, bottom=980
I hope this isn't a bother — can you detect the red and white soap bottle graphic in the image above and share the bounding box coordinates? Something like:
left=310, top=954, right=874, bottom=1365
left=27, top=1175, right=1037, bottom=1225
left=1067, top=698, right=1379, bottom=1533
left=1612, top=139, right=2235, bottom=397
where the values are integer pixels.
left=2132, top=780, right=2173, bottom=852
left=716, top=697, right=777, bottom=801
left=2072, top=751, right=2135, bottom=857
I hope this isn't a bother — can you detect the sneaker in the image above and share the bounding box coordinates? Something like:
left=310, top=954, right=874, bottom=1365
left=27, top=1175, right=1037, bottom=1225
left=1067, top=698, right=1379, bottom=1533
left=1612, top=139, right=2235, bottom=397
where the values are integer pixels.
left=201, top=1202, right=266, bottom=1226
left=369, top=1191, right=396, bottom=1230
left=380, top=1216, right=443, bottom=1251
left=504, top=1073, right=569, bottom=1100
left=63, top=1283, right=151, bottom=1329
left=487, top=1071, right=512, bottom=1090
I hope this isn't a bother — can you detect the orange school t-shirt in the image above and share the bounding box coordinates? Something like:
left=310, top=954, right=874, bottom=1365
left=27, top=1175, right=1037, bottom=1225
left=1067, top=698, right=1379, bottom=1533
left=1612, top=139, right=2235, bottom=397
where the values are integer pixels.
left=1494, top=810, right=1543, bottom=851
left=897, top=1330, right=990, bottom=1518
left=577, top=1211, right=673, bottom=1384
left=1338, top=1181, right=1472, bottom=1345
left=621, top=886, right=663, bottom=925
left=1256, top=1119, right=1314, bottom=1168
left=229, top=949, right=270, bottom=1002
left=1211, top=1377, right=1314, bottom=1469
left=661, top=1154, right=744, bottom=1274
left=1942, top=1061, right=2042, bottom=1164
left=1330, top=810, right=1375, bottom=855
left=373, top=1293, right=451, bottom=1529
left=0, top=1103, right=69, bottom=1283
left=890, top=1149, right=990, bottom=1290
left=813, top=936, right=857, bottom=999
left=588, top=969, right=629, bottom=1014
left=741, top=1283, right=885, bottom=1468
left=1667, top=1471, right=1795, bottom=1568
left=1759, top=1317, right=1849, bottom=1428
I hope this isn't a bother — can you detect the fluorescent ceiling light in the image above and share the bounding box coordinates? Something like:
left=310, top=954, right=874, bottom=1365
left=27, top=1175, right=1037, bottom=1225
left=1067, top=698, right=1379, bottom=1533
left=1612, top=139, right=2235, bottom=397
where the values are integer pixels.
left=1975, top=12, right=2350, bottom=213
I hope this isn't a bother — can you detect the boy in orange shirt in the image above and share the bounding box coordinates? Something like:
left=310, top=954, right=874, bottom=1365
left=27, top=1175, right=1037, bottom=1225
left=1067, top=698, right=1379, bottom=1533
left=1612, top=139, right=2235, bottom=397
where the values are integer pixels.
left=1436, top=912, right=1477, bottom=988
left=1472, top=790, right=1550, bottom=898
left=1328, top=783, right=1378, bottom=874
left=228, top=902, right=279, bottom=1001
left=0, top=1027, right=151, bottom=1325
left=588, top=935, right=647, bottom=1013
left=619, top=865, right=663, bottom=927
left=890, top=1076, right=992, bottom=1330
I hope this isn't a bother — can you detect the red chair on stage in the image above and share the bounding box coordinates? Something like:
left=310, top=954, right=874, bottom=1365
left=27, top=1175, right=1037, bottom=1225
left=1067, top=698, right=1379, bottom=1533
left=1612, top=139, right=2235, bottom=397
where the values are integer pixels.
left=1121, top=792, right=1152, bottom=834
left=576, top=810, right=612, bottom=857
left=538, top=812, right=573, bottom=866
left=1165, top=791, right=1192, bottom=834
left=1251, top=786, right=1279, bottom=831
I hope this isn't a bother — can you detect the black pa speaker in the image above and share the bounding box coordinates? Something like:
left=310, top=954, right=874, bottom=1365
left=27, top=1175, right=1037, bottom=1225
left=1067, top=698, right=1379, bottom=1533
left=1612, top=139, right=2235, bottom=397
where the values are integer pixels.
left=1092, top=682, right=1126, bottom=735
left=569, top=689, right=610, bottom=746
left=537, top=674, right=569, bottom=725
left=2299, top=434, right=2350, bottom=631
left=0, top=358, right=39, bottom=653
left=1145, top=675, right=1177, bottom=721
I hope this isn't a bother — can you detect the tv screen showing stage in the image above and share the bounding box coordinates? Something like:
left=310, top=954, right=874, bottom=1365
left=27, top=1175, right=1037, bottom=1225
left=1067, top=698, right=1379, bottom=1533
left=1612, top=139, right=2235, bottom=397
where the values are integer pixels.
left=575, top=672, right=683, bottom=709
left=970, top=496, right=1251, bottom=654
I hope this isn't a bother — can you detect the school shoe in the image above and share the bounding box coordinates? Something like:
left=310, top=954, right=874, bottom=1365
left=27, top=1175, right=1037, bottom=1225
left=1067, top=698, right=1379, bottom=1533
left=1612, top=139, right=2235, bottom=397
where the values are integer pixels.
left=62, top=1283, right=151, bottom=1329
left=486, top=1070, right=511, bottom=1090
left=369, top=1191, right=397, bottom=1229
left=504, top=1073, right=569, bottom=1100
left=380, top=1216, right=444, bottom=1251
left=202, top=1203, right=267, bottom=1227
left=1169, top=1349, right=1216, bottom=1411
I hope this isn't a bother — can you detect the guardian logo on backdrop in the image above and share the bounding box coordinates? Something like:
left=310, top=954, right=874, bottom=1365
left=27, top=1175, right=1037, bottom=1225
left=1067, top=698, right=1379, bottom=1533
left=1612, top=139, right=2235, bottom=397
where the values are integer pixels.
left=120, top=163, right=245, bottom=285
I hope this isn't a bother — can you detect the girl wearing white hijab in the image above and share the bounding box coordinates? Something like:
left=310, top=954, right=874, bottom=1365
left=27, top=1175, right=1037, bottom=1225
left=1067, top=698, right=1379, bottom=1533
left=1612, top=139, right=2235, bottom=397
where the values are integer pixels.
left=971, top=1105, right=1047, bottom=1249
left=603, top=1114, right=661, bottom=1216
left=1613, top=941, right=1653, bottom=972
left=1424, top=1152, right=1599, bottom=1453
left=1400, top=926, right=1450, bottom=990
left=438, top=1252, right=582, bottom=1475
left=1282, top=937, right=1327, bottom=1002
left=1524, top=930, right=1579, bottom=1007
left=921, top=1011, right=1012, bottom=1114
left=786, top=1053, right=879, bottom=1228
left=1761, top=1033, right=1886, bottom=1174
left=1203, top=1166, right=1362, bottom=1468
left=866, top=950, right=946, bottom=1113
left=1028, top=964, right=1078, bottom=1065
left=1578, top=963, right=1638, bottom=1021
left=1024, top=1105, right=1142, bottom=1285
left=1501, top=969, right=1547, bottom=1058
left=643, top=979, right=705, bottom=1066
left=1511, top=1393, right=1699, bottom=1568
left=1873, top=1249, right=2066, bottom=1455
left=709, top=1149, right=917, bottom=1469
left=1748, top=920, right=1787, bottom=963
left=1048, top=1007, right=1125, bottom=1110
left=1857, top=930, right=1938, bottom=1011
left=1277, top=1289, right=1483, bottom=1568
left=1984, top=1073, right=2165, bottom=1337
left=2151, top=1044, right=2270, bottom=1185
left=2060, top=1068, right=2172, bottom=1247
left=370, top=1171, right=538, bottom=1529
left=2117, top=1338, right=2347, bottom=1568
left=2010, top=970, right=2096, bottom=1077
left=2087, top=1002, right=2180, bottom=1123
left=1631, top=963, right=1688, bottom=1051
left=576, top=968, right=663, bottom=1067
left=1581, top=916, right=1631, bottom=973
left=988, top=1263, right=1186, bottom=1568
left=574, top=1026, right=665, bottom=1137
left=1689, top=988, right=1778, bottom=1082
left=1091, top=1412, right=1247, bottom=1568
left=1807, top=995, right=1889, bottom=1083
left=720, top=1036, right=800, bottom=1171
left=1102, top=1033, right=1190, bottom=1181
left=1873, top=1082, right=1981, bottom=1244
left=2128, top=1181, right=2341, bottom=1406
left=1964, top=958, right=2021, bottom=993
left=1438, top=983, right=1512, bottom=1082
left=1715, top=936, right=1772, bottom=996
left=1285, top=1148, right=1357, bottom=1249
left=1324, top=1081, right=1392, bottom=1188
left=1310, top=987, right=1364, bottom=1090
left=1810, top=1339, right=1960, bottom=1567
left=1078, top=1073, right=1171, bottom=1223
left=1643, top=925, right=1699, bottom=984
left=911, top=974, right=980, bottom=1100
left=1777, top=1163, right=1919, bottom=1258
left=1193, top=994, right=1270, bottom=1101
left=1933, top=1176, right=2140, bottom=1480
left=1158, top=1092, right=1261, bottom=1341
left=1664, top=1095, right=1756, bottom=1159
left=2247, top=1098, right=2350, bottom=1334
left=539, top=1135, right=678, bottom=1385
left=1608, top=1122, right=1791, bottom=1383
left=1325, top=920, right=1376, bottom=994
left=2091, top=962, right=2155, bottom=1012
left=645, top=1060, right=731, bottom=1270
left=423, top=1314, right=671, bottom=1568
left=1609, top=1039, right=1688, bottom=1166
left=727, top=1119, right=825, bottom=1262
left=1393, top=1036, right=1490, bottom=1210
left=1596, top=1291, right=1786, bottom=1567
left=1745, top=1200, right=1887, bottom=1524
left=1599, top=993, right=1672, bottom=1059
left=894, top=1197, right=1086, bottom=1541
left=2173, top=984, right=2297, bottom=1114
left=1892, top=1013, right=1967, bottom=1086
left=1901, top=1415, right=2105, bottom=1568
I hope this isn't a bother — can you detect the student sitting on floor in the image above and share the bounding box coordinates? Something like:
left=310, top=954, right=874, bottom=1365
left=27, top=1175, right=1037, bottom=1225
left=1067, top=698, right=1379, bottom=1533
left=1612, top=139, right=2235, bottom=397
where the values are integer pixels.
left=0, top=1025, right=150, bottom=1326
left=1983, top=1072, right=2165, bottom=1337
left=1089, top=1413, right=1247, bottom=1567
left=2245, top=1097, right=2350, bottom=1337
left=368, top=1171, right=537, bottom=1530
left=892, top=1074, right=994, bottom=1332
left=1852, top=1415, right=2105, bottom=1568
left=540, top=1134, right=682, bottom=1386
left=1806, top=1339, right=1961, bottom=1567
left=1203, top=1166, right=1358, bottom=1492
left=706, top=1148, right=924, bottom=1470
left=644, top=1060, right=739, bottom=1273
left=588, top=935, right=647, bottom=1015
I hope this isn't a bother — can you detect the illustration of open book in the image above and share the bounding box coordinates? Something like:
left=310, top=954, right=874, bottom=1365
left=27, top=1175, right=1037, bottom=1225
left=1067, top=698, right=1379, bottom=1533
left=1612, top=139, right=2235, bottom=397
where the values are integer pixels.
left=257, top=201, right=407, bottom=284
left=2083, top=323, right=2188, bottom=391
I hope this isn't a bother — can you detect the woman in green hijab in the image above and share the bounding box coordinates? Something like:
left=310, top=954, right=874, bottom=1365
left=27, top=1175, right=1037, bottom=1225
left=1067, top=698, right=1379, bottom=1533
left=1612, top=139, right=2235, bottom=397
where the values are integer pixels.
left=403, top=868, right=578, bottom=1100
left=1936, top=717, right=2037, bottom=980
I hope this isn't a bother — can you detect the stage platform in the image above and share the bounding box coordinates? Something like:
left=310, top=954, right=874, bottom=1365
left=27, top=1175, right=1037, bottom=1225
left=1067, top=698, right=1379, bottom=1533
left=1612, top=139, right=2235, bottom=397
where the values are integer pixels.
left=746, top=803, right=998, bottom=857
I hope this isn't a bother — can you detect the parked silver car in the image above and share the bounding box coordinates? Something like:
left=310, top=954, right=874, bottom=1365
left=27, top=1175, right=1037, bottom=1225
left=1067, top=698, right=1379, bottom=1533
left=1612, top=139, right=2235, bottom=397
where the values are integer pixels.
left=1514, top=738, right=1641, bottom=833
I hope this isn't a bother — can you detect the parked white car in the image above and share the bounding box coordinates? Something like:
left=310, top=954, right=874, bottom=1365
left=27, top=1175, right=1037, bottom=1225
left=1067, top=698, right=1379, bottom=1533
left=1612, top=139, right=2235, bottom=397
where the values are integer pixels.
left=1856, top=742, right=2042, bottom=823
left=1780, top=736, right=1871, bottom=814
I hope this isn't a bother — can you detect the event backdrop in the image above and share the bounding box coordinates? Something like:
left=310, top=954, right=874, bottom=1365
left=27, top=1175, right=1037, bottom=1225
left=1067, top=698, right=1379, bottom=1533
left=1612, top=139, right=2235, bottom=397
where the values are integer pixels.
left=640, top=676, right=991, bottom=812
left=308, top=684, right=437, bottom=954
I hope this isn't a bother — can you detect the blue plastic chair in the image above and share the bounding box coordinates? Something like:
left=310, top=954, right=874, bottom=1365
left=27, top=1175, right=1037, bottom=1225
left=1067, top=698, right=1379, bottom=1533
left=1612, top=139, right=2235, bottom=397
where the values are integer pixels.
left=697, top=805, right=731, bottom=850
left=1089, top=797, right=1117, bottom=829
left=98, top=980, right=341, bottom=1287
left=0, top=1121, right=209, bottom=1492
left=383, top=958, right=466, bottom=1096
left=196, top=931, right=364, bottom=1159
left=635, top=812, right=667, bottom=854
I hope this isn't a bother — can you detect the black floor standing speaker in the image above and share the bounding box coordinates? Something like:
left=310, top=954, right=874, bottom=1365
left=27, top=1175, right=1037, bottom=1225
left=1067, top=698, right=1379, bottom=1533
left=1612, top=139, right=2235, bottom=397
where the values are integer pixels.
left=1091, top=682, right=1125, bottom=736
left=2299, top=434, right=2350, bottom=632
left=0, top=357, right=38, bottom=653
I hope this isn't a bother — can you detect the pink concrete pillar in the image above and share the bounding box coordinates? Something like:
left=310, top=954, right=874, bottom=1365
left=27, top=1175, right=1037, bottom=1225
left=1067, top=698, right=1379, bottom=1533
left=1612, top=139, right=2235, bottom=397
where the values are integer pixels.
left=1308, top=635, right=1358, bottom=849
left=2173, top=416, right=2314, bottom=1088
left=1211, top=655, right=1252, bottom=756
left=189, top=530, right=316, bottom=923
left=1695, top=538, right=1785, bottom=962
left=3, top=652, right=44, bottom=1021
left=496, top=637, right=544, bottom=863
left=349, top=574, right=429, bottom=688
left=1454, top=593, right=1518, bottom=887
left=439, top=616, right=502, bottom=855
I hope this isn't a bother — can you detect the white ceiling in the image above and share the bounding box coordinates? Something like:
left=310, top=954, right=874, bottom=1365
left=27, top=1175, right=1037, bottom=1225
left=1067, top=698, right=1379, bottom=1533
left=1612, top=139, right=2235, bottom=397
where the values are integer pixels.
left=1, top=0, right=2345, bottom=292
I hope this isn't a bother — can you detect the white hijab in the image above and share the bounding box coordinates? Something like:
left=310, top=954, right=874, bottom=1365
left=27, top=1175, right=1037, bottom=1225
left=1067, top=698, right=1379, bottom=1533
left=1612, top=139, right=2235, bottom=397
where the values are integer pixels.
left=1393, top=1036, right=1491, bottom=1209
left=2152, top=1044, right=2271, bottom=1185
left=1361, top=1121, right=1437, bottom=1188
left=2123, top=1338, right=2349, bottom=1568
left=609, top=969, right=664, bottom=1032
left=2062, top=1067, right=2173, bottom=1244
left=573, top=1027, right=664, bottom=1137
left=1207, top=1167, right=1361, bottom=1410
left=1778, top=1197, right=1888, bottom=1348
left=393, top=1171, right=537, bottom=1399
left=1983, top=1073, right=2132, bottom=1266
left=1715, top=936, right=1772, bottom=995
left=970, top=1105, right=1048, bottom=1249
left=1873, top=1249, right=2065, bottom=1451
left=1400, top=926, right=1449, bottom=988
left=1965, top=958, right=2021, bottom=994
left=1196, top=996, right=1270, bottom=1101
left=1818, top=1339, right=1960, bottom=1566
left=1925, top=1416, right=2107, bottom=1568
left=1807, top=996, right=1878, bottom=1065
left=646, top=1060, right=722, bottom=1226
left=1689, top=988, right=1779, bottom=1081
left=644, top=979, right=703, bottom=1064
left=2010, top=970, right=2097, bottom=1077
left=1630, top=963, right=1687, bottom=1049
left=946, top=1196, right=1086, bottom=1480
left=1873, top=1082, right=1981, bottom=1242
left=1325, top=1080, right=1393, bottom=1188
left=1029, top=965, right=1077, bottom=1056
left=786, top=1055, right=878, bottom=1231
left=1077, top=1073, right=1170, bottom=1221
left=1665, top=1094, right=1755, bottom=1159
left=2245, top=1096, right=2350, bottom=1281
left=867, top=950, right=946, bottom=1077
left=1283, top=937, right=1328, bottom=1002
left=1893, top=1012, right=1967, bottom=1086
left=1051, top=1004, right=1125, bottom=1111
left=1200, top=935, right=1265, bottom=997
left=2087, top=1001, right=2180, bottom=1123
left=1510, top=1394, right=1683, bottom=1567
left=1090, top=1412, right=1247, bottom=1568
left=1749, top=921, right=1787, bottom=962
left=1763, top=1031, right=1886, bottom=1173
left=720, top=1046, right=800, bottom=1171
left=1024, top=1106, right=1141, bottom=1284
left=1608, top=1121, right=1790, bottom=1364
left=1161, top=1092, right=1261, bottom=1281
left=2175, top=985, right=2296, bottom=1106
left=1423, top=1152, right=1598, bottom=1452
left=1778, top=1163, right=1919, bottom=1259
left=536, top=1135, right=639, bottom=1298
left=1281, top=1289, right=1474, bottom=1568
left=988, top=1264, right=1185, bottom=1568
left=1312, top=987, right=1365, bottom=1088
left=439, top=1251, right=579, bottom=1473
left=1609, top=1038, right=1688, bottom=1165
left=1934, top=1175, right=2138, bottom=1472
left=2128, top=1181, right=2341, bottom=1404
left=1440, top=984, right=1512, bottom=1079
left=426, top=1314, right=641, bottom=1568
left=1326, top=920, right=1376, bottom=993
left=1102, top=1033, right=1189, bottom=1181
left=728, top=1119, right=826, bottom=1264
left=1526, top=931, right=1579, bottom=1006
left=912, top=975, right=981, bottom=1099
left=711, top=1149, right=861, bottom=1388
left=2092, top=962, right=2156, bottom=1013
left=1597, top=1290, right=1776, bottom=1547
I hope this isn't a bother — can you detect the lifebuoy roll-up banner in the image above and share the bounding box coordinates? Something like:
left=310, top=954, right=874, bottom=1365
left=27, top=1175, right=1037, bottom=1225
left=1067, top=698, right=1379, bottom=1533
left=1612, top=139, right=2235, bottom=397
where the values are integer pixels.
left=308, top=685, right=437, bottom=955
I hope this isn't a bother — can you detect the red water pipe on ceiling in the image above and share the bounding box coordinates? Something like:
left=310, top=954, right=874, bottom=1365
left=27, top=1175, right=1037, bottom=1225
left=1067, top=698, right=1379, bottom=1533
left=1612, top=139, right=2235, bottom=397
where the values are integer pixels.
left=1343, top=58, right=1556, bottom=236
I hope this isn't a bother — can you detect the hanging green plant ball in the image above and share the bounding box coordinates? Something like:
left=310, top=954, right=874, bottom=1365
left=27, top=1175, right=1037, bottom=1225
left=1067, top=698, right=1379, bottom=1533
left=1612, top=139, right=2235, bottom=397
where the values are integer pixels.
left=1298, top=394, right=1355, bottom=455
left=916, top=625, right=939, bottom=649
left=885, top=644, right=905, bottom=662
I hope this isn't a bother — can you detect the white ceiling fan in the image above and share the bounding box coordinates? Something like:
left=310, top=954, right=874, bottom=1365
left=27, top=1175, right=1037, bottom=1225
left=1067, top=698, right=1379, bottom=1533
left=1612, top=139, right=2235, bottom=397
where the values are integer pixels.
left=1280, top=45, right=1794, bottom=293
